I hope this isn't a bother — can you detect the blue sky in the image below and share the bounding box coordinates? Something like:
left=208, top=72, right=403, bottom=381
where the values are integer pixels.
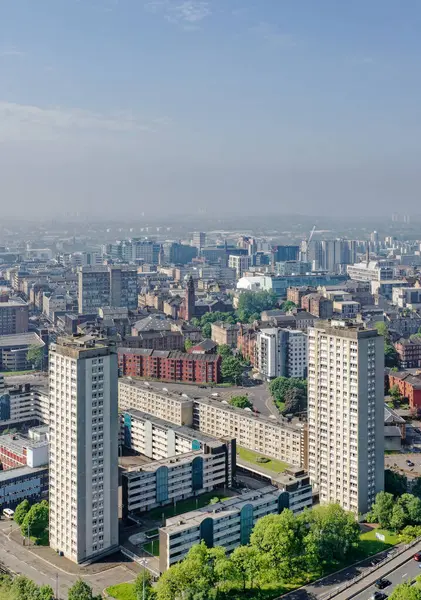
left=1, top=0, right=421, bottom=218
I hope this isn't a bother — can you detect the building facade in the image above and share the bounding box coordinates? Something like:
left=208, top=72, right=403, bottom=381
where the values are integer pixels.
left=49, top=339, right=119, bottom=564
left=118, top=349, right=221, bottom=384
left=0, top=296, right=28, bottom=335
left=0, top=465, right=49, bottom=510
left=256, top=328, right=307, bottom=380
left=307, top=321, right=384, bottom=515
left=211, top=322, right=239, bottom=348
left=78, top=265, right=138, bottom=313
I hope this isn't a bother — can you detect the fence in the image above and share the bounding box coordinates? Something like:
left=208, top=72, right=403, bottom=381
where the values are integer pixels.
left=119, top=546, right=160, bottom=579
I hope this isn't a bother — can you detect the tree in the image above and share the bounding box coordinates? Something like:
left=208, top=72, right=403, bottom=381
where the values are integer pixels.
left=228, top=545, right=261, bottom=592
left=390, top=384, right=402, bottom=402
left=202, top=323, right=212, bottom=338
left=412, top=477, right=421, bottom=499
left=14, top=499, right=30, bottom=526
left=385, top=344, right=399, bottom=368
left=12, top=576, right=39, bottom=600
left=390, top=504, right=407, bottom=532
left=399, top=525, right=421, bottom=543
left=385, top=469, right=407, bottom=497
left=217, top=344, right=232, bottom=359
left=282, top=386, right=307, bottom=416
left=21, top=501, right=49, bottom=541
left=221, top=356, right=244, bottom=385
left=209, top=497, right=220, bottom=505
left=303, top=504, right=360, bottom=571
left=184, top=339, right=193, bottom=351
left=281, top=300, right=296, bottom=312
left=375, top=321, right=390, bottom=341
left=37, top=585, right=55, bottom=600
left=250, top=510, right=306, bottom=578
left=26, top=345, right=43, bottom=370
left=269, top=377, right=307, bottom=412
left=155, top=563, right=187, bottom=600
left=369, top=491, right=395, bottom=528
left=229, top=395, right=252, bottom=409
left=68, top=580, right=101, bottom=600
left=398, top=494, right=421, bottom=525
left=134, top=570, right=154, bottom=600
left=236, top=291, right=278, bottom=322
left=389, top=582, right=421, bottom=600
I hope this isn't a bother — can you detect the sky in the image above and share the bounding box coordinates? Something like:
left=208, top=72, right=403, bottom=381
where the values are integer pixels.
left=1, top=0, right=421, bottom=219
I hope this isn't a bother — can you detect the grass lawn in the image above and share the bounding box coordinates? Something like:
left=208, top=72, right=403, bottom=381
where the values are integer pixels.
left=144, top=539, right=160, bottom=556
left=358, top=528, right=399, bottom=558
left=0, top=370, right=38, bottom=376
left=147, top=491, right=232, bottom=521
left=106, top=583, right=136, bottom=600
left=237, top=446, right=289, bottom=473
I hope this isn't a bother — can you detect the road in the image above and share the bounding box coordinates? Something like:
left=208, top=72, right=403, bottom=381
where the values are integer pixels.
left=352, top=555, right=421, bottom=600
left=0, top=521, right=136, bottom=599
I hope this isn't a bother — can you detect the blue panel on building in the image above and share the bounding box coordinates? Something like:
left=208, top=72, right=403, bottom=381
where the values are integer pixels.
left=156, top=466, right=169, bottom=504
left=124, top=413, right=132, bottom=448
left=192, top=456, right=203, bottom=491
left=0, top=395, right=10, bottom=422
left=240, top=504, right=254, bottom=545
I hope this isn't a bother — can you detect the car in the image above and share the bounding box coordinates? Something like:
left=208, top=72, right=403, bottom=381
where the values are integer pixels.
left=407, top=460, right=415, bottom=467
left=375, top=580, right=391, bottom=590
left=414, top=551, right=421, bottom=561
left=369, top=592, right=388, bottom=600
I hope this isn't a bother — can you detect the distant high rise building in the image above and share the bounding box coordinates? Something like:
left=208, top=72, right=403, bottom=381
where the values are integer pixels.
left=49, top=338, right=119, bottom=563
left=228, top=255, right=251, bottom=278
left=0, top=295, right=28, bottom=335
left=273, top=245, right=300, bottom=262
left=78, top=265, right=138, bottom=313
left=308, top=321, right=384, bottom=515
left=257, top=328, right=307, bottom=380
left=163, top=242, right=198, bottom=265
left=192, top=232, right=206, bottom=249
left=305, top=240, right=357, bottom=273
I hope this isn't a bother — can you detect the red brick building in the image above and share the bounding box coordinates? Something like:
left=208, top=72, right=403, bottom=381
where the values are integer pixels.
left=388, top=371, right=421, bottom=409
left=237, top=324, right=257, bottom=367
left=118, top=348, right=222, bottom=384
left=301, top=293, right=333, bottom=319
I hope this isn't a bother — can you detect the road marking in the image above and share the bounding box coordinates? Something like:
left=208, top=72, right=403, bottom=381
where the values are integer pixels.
left=402, top=573, right=408, bottom=578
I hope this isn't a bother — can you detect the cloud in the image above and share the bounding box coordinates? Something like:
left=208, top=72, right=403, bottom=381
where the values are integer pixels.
left=0, top=101, right=168, bottom=142
left=0, top=48, right=26, bottom=58
left=252, top=22, right=296, bottom=48
left=145, top=0, right=211, bottom=25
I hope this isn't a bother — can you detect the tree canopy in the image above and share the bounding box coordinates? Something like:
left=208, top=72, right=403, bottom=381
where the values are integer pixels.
left=68, top=580, right=101, bottom=600
left=368, top=491, right=421, bottom=531
left=229, top=396, right=252, bottom=409
left=0, top=575, right=54, bottom=600
left=269, top=377, right=307, bottom=414
left=21, top=501, right=49, bottom=543
left=280, top=300, right=296, bottom=312
left=385, top=469, right=408, bottom=497
left=389, top=582, right=421, bottom=600
left=14, top=499, right=30, bottom=526
left=26, top=345, right=44, bottom=370
left=221, top=356, right=244, bottom=385
left=236, top=291, right=278, bottom=322
left=217, top=345, right=233, bottom=359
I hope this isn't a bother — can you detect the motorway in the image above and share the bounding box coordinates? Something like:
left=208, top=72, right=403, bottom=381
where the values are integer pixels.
left=351, top=554, right=421, bottom=600
left=0, top=521, right=136, bottom=599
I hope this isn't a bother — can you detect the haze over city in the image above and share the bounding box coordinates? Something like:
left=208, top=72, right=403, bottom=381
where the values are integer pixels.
left=1, top=0, right=421, bottom=218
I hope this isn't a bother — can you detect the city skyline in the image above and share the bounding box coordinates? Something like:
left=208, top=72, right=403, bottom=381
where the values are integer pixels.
left=1, top=0, right=421, bottom=217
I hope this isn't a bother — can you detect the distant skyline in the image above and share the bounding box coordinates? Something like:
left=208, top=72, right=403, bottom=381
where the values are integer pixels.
left=1, top=0, right=421, bottom=217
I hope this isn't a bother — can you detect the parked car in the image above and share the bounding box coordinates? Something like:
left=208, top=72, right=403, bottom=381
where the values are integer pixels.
left=407, top=460, right=415, bottom=467
left=413, top=551, right=421, bottom=561
left=375, top=580, right=391, bottom=590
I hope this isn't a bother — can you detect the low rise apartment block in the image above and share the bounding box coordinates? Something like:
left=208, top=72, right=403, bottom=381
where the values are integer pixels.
left=122, top=444, right=234, bottom=519
left=0, top=375, right=50, bottom=429
left=211, top=321, right=239, bottom=348
left=118, top=379, right=307, bottom=467
left=159, top=486, right=288, bottom=572
left=0, top=465, right=49, bottom=510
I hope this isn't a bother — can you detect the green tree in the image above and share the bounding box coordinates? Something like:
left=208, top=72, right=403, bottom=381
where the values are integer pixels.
left=236, top=290, right=278, bottom=322
left=14, top=499, right=30, bottom=526
left=229, top=395, right=252, bottom=409
left=385, top=469, right=407, bottom=497
left=250, top=510, right=305, bottom=579
left=209, top=497, right=220, bottom=505
left=155, top=563, right=187, bottom=600
left=281, top=300, right=296, bottom=312
left=37, top=585, right=55, bottom=600
left=227, top=545, right=262, bottom=592
left=217, top=344, right=232, bottom=359
left=201, top=323, right=212, bottom=339
left=399, top=525, right=421, bottom=543
left=26, top=345, right=44, bottom=370
left=68, top=580, right=101, bottom=600
left=390, top=503, right=407, bottom=532
left=385, top=344, right=399, bottom=368
left=369, top=491, right=395, bottom=528
left=12, top=575, right=39, bottom=600
left=21, top=501, right=49, bottom=541
left=398, top=494, right=421, bottom=525
left=412, top=477, right=421, bottom=499
left=390, top=384, right=402, bottom=402
left=389, top=582, right=421, bottom=600
left=375, top=321, right=390, bottom=341
left=221, top=356, right=244, bottom=385
left=303, top=504, right=360, bottom=571
left=269, top=376, right=307, bottom=411
left=134, top=570, right=154, bottom=600
left=184, top=339, right=193, bottom=351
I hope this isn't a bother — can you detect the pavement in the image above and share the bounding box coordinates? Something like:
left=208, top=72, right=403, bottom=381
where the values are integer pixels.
left=0, top=520, right=140, bottom=599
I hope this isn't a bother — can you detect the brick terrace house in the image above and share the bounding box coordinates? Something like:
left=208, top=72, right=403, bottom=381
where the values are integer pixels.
left=118, top=348, right=222, bottom=384
left=388, top=370, right=421, bottom=409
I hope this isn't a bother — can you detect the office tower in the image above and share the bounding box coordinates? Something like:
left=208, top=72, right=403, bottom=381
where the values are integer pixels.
left=192, top=232, right=206, bottom=249
left=304, top=240, right=357, bottom=273
left=0, top=295, right=28, bottom=335
left=307, top=321, right=384, bottom=515
left=273, top=245, right=300, bottom=262
left=49, top=338, right=118, bottom=563
left=78, top=265, right=138, bottom=313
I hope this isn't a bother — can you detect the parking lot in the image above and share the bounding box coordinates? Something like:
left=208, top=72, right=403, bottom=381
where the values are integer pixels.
left=385, top=452, right=421, bottom=478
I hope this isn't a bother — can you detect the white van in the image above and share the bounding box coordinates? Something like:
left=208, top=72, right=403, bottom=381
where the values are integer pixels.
left=3, top=508, right=14, bottom=519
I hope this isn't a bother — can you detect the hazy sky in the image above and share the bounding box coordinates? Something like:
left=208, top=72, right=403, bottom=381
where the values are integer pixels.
left=1, top=0, right=421, bottom=218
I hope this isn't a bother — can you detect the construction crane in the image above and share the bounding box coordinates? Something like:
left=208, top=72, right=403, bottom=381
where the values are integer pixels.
left=303, top=225, right=316, bottom=263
